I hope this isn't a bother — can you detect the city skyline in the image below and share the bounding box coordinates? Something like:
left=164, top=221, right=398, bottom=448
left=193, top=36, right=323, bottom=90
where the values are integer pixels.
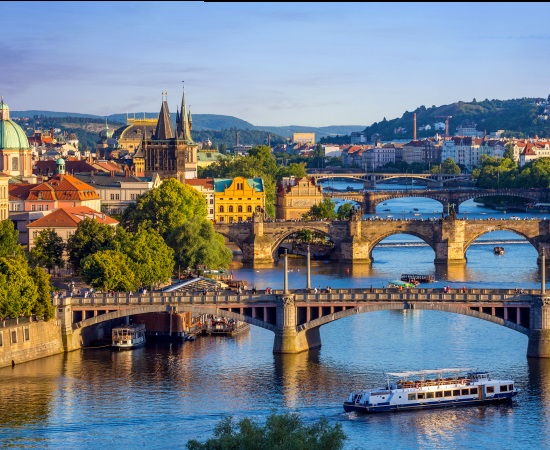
left=2, top=2, right=549, bottom=127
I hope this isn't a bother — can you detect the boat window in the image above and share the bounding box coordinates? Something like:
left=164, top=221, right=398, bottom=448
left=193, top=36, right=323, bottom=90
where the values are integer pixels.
left=435, top=391, right=443, bottom=398
left=408, top=393, right=416, bottom=401
left=453, top=389, right=460, bottom=396
left=509, top=384, right=514, bottom=390
left=487, top=386, right=495, bottom=394
left=500, top=385, right=508, bottom=392
left=444, top=391, right=452, bottom=397
left=461, top=389, right=469, bottom=396
left=426, top=392, right=434, bottom=399
left=417, top=393, right=425, bottom=400
left=469, top=388, right=478, bottom=395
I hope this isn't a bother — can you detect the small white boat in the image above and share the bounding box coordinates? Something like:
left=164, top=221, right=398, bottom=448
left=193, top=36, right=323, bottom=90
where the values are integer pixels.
left=112, top=323, right=146, bottom=350
left=344, top=368, right=519, bottom=414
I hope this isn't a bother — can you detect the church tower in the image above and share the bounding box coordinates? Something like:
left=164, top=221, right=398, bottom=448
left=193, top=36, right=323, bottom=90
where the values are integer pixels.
left=0, top=99, right=33, bottom=180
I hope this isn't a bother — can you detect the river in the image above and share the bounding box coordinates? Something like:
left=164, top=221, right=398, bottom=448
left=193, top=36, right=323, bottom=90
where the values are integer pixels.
left=1, top=182, right=549, bottom=449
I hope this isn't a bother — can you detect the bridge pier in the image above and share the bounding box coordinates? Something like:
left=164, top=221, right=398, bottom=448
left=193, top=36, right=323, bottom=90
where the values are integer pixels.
left=527, top=296, right=550, bottom=358
left=434, top=217, right=467, bottom=265
left=273, top=294, right=321, bottom=354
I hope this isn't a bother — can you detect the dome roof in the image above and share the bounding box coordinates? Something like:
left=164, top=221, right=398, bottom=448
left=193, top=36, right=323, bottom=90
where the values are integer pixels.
left=56, top=157, right=65, bottom=165
left=0, top=100, right=30, bottom=150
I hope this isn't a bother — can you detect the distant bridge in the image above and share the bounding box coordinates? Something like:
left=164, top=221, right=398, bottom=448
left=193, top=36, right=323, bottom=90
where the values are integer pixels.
left=56, top=287, right=550, bottom=357
left=324, top=188, right=550, bottom=213
left=308, top=172, right=471, bottom=188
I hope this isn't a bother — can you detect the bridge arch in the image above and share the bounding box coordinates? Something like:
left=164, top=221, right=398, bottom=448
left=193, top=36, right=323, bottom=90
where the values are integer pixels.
left=463, top=226, right=538, bottom=256
left=215, top=230, right=245, bottom=254
left=297, top=303, right=529, bottom=336
left=369, top=230, right=436, bottom=261
left=314, top=175, right=366, bottom=184
left=270, top=226, right=338, bottom=259
left=73, top=305, right=277, bottom=332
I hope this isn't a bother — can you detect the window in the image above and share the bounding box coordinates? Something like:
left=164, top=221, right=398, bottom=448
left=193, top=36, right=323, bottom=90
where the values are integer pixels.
left=209, top=199, right=214, bottom=204
left=435, top=391, right=443, bottom=398
left=11, top=157, right=18, bottom=171
left=229, top=206, right=233, bottom=213
left=500, top=385, right=508, bottom=392
left=426, top=392, right=434, bottom=399
left=219, top=206, right=224, bottom=213
left=417, top=393, right=425, bottom=400
left=453, top=389, right=460, bottom=396
left=247, top=206, right=252, bottom=212
left=23, top=327, right=30, bottom=342
left=237, top=205, right=242, bottom=213
left=0, top=331, right=3, bottom=347
left=487, top=386, right=494, bottom=394
left=469, top=388, right=478, bottom=395
left=408, top=393, right=416, bottom=401
left=461, top=389, right=469, bottom=396
left=509, top=384, right=514, bottom=391
left=210, top=209, right=213, bottom=215
left=444, top=391, right=452, bottom=397
left=11, top=330, right=17, bottom=344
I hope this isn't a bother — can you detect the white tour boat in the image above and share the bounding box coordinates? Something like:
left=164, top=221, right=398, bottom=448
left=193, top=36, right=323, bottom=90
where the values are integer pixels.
left=344, top=368, right=519, bottom=414
left=111, top=323, right=146, bottom=350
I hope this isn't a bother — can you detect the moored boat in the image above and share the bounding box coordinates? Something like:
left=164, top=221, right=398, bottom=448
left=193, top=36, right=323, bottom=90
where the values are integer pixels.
left=401, top=274, right=435, bottom=283
left=494, top=246, right=505, bottom=255
left=206, top=317, right=250, bottom=336
left=111, top=323, right=146, bottom=350
left=344, top=368, right=519, bottom=414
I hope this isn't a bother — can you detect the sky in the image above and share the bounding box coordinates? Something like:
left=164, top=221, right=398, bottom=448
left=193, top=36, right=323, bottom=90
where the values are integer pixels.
left=2, top=2, right=550, bottom=127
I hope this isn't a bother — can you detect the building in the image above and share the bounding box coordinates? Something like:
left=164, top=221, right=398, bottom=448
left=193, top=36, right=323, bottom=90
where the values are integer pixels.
left=350, top=132, right=367, bottom=144
left=72, top=169, right=161, bottom=215
left=519, top=141, right=550, bottom=166
left=292, top=132, right=315, bottom=145
left=26, top=206, right=118, bottom=250
left=0, top=173, right=9, bottom=221
left=9, top=158, right=101, bottom=212
left=362, top=144, right=396, bottom=171
left=276, top=176, right=323, bottom=220
left=112, top=116, right=157, bottom=156
left=197, top=150, right=226, bottom=169
left=185, top=178, right=215, bottom=221
left=0, top=99, right=33, bottom=180
left=135, top=88, right=198, bottom=182
left=214, top=177, right=265, bottom=223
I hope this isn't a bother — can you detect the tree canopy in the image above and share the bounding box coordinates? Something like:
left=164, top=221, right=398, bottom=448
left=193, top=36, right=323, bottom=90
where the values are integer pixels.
left=30, top=228, right=65, bottom=273
left=0, top=220, right=23, bottom=257
left=121, top=178, right=207, bottom=236
left=186, top=411, right=346, bottom=450
left=81, top=250, right=137, bottom=292
left=304, top=198, right=337, bottom=220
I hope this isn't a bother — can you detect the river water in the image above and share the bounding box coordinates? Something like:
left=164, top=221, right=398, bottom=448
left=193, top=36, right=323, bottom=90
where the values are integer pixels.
left=2, top=182, right=550, bottom=449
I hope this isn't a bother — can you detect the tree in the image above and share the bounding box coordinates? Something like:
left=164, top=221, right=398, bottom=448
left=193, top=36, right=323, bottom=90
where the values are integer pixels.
left=121, top=178, right=207, bottom=236
left=186, top=411, right=346, bottom=450
left=504, top=142, right=515, bottom=160
left=167, top=217, right=233, bottom=271
left=66, top=219, right=116, bottom=273
left=81, top=250, right=137, bottom=292
left=441, top=157, right=461, bottom=174
left=30, top=266, right=55, bottom=320
left=118, top=227, right=175, bottom=287
left=30, top=228, right=65, bottom=273
left=277, top=162, right=307, bottom=181
left=304, top=198, right=337, bottom=220
left=0, top=255, right=38, bottom=319
left=336, top=202, right=354, bottom=220
left=0, top=220, right=23, bottom=257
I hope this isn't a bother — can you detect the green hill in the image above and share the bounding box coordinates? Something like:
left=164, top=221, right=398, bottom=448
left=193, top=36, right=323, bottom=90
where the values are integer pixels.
left=357, top=96, right=550, bottom=141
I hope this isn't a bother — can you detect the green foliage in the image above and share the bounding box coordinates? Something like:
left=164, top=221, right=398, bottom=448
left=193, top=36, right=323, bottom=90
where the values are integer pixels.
left=0, top=255, right=38, bottom=319
left=81, top=250, right=137, bottom=292
left=470, top=155, right=550, bottom=188
left=186, top=411, right=346, bottom=450
left=441, top=157, right=461, bottom=174
left=117, top=227, right=175, bottom=287
left=336, top=202, right=354, bottom=220
left=304, top=198, right=337, bottom=220
left=0, top=220, right=23, bottom=257
left=167, top=217, right=233, bottom=271
left=30, top=228, right=65, bottom=273
left=121, top=179, right=207, bottom=236
left=30, top=267, right=55, bottom=320
left=66, top=219, right=116, bottom=273
left=277, top=162, right=308, bottom=180
left=504, top=142, right=515, bottom=159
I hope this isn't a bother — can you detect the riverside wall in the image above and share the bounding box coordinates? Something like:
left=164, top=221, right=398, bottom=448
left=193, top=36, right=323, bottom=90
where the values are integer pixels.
left=0, top=318, right=64, bottom=369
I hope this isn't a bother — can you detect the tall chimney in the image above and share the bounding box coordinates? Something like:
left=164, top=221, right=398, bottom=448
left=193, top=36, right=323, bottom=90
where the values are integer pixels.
left=236, top=132, right=239, bottom=147
left=413, top=113, right=417, bottom=141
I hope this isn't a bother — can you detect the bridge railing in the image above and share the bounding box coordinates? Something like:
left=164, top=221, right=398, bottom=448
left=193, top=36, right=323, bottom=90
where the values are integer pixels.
left=59, top=287, right=537, bottom=308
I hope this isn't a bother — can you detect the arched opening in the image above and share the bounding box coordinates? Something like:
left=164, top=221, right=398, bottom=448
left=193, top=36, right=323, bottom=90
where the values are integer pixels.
left=371, top=232, right=436, bottom=281
left=465, top=229, right=539, bottom=286
left=274, top=228, right=336, bottom=263
left=373, top=197, right=443, bottom=220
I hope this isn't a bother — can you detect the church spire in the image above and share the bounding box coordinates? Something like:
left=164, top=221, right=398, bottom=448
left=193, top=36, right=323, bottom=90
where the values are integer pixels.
left=154, top=90, right=174, bottom=140
left=178, top=82, right=194, bottom=143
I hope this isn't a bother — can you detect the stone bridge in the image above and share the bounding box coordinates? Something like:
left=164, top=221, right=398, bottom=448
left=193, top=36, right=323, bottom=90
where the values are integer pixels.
left=324, top=188, right=550, bottom=213
left=55, top=288, right=550, bottom=357
left=214, top=215, right=550, bottom=265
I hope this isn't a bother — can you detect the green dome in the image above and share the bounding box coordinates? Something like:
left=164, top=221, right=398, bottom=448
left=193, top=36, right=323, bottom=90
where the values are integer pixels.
left=56, top=157, right=65, bottom=165
left=0, top=101, right=30, bottom=150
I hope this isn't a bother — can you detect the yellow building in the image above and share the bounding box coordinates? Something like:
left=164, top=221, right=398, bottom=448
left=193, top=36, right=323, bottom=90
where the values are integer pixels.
left=276, top=176, right=323, bottom=220
left=0, top=173, right=9, bottom=221
left=293, top=132, right=315, bottom=145
left=214, top=177, right=265, bottom=223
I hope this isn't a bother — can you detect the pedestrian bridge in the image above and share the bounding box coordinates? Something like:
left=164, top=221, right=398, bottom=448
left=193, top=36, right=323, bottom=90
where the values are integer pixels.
left=56, top=287, right=550, bottom=358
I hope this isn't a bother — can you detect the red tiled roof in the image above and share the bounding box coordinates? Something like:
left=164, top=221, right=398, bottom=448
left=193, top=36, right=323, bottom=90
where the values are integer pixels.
left=185, top=178, right=214, bottom=189
left=27, top=206, right=118, bottom=229
left=9, top=183, right=38, bottom=201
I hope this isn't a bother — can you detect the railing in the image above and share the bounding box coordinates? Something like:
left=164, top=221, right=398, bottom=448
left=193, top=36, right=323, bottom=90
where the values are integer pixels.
left=1, top=315, right=43, bottom=328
